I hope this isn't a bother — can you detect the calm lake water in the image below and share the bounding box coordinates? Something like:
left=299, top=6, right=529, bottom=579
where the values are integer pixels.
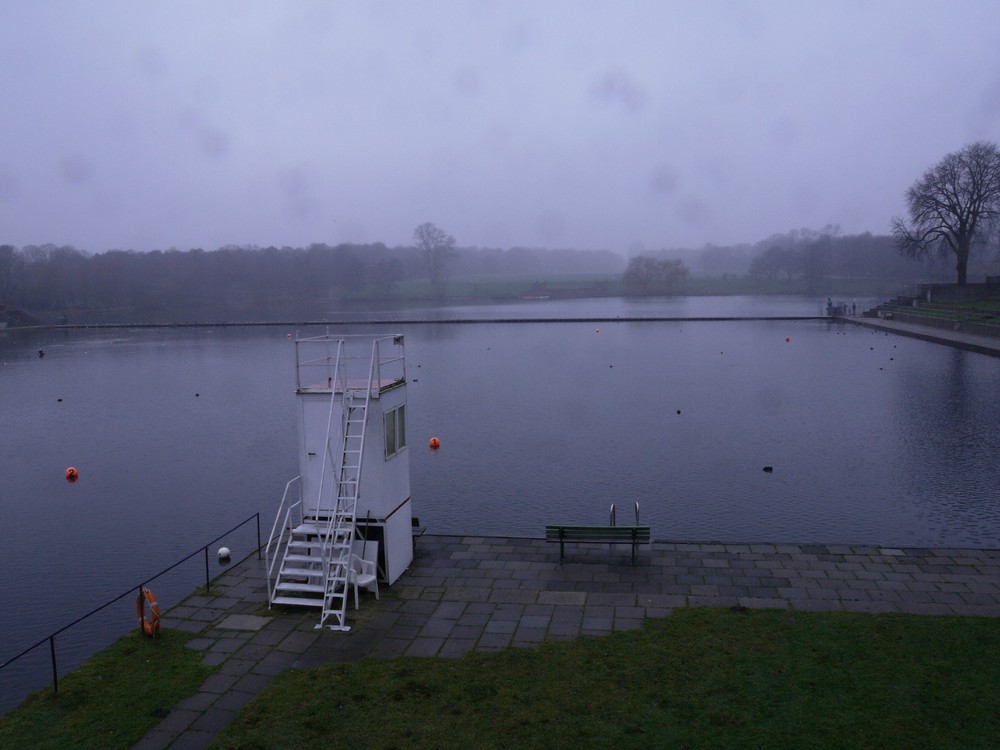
left=1, top=295, right=998, bottom=711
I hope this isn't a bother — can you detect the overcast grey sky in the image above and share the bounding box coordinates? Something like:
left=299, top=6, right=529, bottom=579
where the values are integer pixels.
left=2, top=1, right=999, bottom=255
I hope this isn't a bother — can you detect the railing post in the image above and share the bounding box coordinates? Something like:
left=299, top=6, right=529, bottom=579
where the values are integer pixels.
left=2, top=512, right=262, bottom=701
left=136, top=584, right=144, bottom=635
left=49, top=636, right=58, bottom=694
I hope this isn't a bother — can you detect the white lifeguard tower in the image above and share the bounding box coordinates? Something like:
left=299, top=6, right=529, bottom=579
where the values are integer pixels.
left=265, top=333, right=414, bottom=630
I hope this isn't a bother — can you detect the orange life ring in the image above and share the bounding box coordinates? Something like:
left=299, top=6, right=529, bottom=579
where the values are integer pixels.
left=136, top=586, right=160, bottom=637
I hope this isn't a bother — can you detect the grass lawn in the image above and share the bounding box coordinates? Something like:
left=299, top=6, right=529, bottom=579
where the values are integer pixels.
left=214, top=608, right=1000, bottom=750
left=0, top=629, right=215, bottom=750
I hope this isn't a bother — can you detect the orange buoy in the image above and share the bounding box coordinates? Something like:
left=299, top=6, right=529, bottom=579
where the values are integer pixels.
left=136, top=586, right=160, bottom=637
left=65, top=467, right=79, bottom=482
left=429, top=437, right=441, bottom=450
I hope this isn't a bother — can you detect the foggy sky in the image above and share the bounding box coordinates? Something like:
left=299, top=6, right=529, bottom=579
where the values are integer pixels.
left=2, top=1, right=1000, bottom=256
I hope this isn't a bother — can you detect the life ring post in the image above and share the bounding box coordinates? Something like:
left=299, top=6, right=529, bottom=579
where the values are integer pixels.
left=136, top=585, right=161, bottom=638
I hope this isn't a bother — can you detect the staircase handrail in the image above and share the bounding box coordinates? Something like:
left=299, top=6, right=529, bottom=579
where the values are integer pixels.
left=264, top=476, right=302, bottom=604
left=312, top=338, right=347, bottom=520
left=312, top=341, right=349, bottom=624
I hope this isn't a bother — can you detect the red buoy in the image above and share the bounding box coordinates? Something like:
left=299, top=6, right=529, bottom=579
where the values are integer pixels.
left=785, top=337, right=791, bottom=343
left=65, top=467, right=79, bottom=482
left=429, top=437, right=441, bottom=450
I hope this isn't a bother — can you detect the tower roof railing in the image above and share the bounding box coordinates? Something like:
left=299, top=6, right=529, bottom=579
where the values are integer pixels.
left=294, top=333, right=405, bottom=393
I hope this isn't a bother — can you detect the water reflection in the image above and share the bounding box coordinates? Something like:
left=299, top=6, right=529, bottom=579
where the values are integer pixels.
left=893, top=344, right=1000, bottom=546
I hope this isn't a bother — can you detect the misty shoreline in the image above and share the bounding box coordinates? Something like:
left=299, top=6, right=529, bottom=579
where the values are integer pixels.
left=14, top=315, right=831, bottom=331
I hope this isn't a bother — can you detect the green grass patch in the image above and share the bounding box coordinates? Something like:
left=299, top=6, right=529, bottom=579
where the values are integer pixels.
left=214, top=608, right=1000, bottom=750
left=0, top=629, right=215, bottom=750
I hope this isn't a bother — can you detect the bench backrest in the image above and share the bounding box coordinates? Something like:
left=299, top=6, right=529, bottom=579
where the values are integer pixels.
left=545, top=525, right=651, bottom=542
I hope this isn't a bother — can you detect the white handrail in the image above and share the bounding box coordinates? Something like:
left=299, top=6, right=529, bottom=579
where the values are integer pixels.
left=313, top=339, right=346, bottom=520
left=265, top=476, right=302, bottom=604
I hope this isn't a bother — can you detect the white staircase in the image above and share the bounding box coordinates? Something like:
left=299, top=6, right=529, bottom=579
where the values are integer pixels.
left=266, top=338, right=374, bottom=631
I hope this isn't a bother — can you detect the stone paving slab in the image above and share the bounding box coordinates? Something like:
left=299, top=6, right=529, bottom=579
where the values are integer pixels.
left=133, top=535, right=1000, bottom=748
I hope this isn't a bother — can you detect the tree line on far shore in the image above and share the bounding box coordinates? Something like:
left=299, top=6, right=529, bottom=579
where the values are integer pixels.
left=0, top=224, right=980, bottom=325
left=0, top=236, right=627, bottom=323
left=624, top=227, right=965, bottom=296
left=4, top=141, right=1000, bottom=324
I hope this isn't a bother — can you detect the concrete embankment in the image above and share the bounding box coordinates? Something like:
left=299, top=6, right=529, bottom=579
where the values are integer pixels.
left=839, top=315, right=1000, bottom=358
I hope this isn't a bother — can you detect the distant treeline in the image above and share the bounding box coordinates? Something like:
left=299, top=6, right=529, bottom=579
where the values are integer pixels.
left=652, top=227, right=962, bottom=282
left=0, top=227, right=987, bottom=324
left=627, top=226, right=998, bottom=296
left=0, top=242, right=626, bottom=323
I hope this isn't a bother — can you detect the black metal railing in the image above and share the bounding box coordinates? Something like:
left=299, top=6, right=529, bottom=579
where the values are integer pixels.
left=0, top=512, right=261, bottom=696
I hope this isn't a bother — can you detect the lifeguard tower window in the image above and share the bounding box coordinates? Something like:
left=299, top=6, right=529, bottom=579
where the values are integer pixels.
left=385, top=404, right=406, bottom=458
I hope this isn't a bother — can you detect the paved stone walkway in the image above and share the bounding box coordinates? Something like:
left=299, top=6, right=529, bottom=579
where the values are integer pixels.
left=133, top=534, right=1000, bottom=749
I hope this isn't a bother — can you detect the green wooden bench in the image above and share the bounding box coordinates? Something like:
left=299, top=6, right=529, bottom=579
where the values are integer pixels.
left=545, top=525, right=652, bottom=565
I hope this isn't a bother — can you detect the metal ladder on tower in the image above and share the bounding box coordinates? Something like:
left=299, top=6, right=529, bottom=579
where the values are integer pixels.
left=315, top=387, right=368, bottom=630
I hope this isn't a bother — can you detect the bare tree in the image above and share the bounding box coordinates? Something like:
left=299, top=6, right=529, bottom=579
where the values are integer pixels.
left=412, top=222, right=456, bottom=297
left=622, top=255, right=688, bottom=295
left=892, top=141, right=1000, bottom=285
left=0, top=245, right=24, bottom=301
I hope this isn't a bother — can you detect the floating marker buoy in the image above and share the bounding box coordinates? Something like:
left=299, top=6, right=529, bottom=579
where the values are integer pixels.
left=218, top=546, right=231, bottom=563
left=785, top=337, right=791, bottom=343
left=763, top=466, right=773, bottom=473
left=287, top=333, right=292, bottom=339
left=429, top=437, right=441, bottom=450
left=65, top=467, right=79, bottom=482
left=595, top=329, right=600, bottom=334
left=676, top=409, right=681, bottom=415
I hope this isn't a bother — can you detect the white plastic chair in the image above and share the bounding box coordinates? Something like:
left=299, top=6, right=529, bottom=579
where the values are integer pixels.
left=348, top=541, right=379, bottom=608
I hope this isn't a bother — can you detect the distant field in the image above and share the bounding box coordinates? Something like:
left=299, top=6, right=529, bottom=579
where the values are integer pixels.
left=367, top=274, right=914, bottom=303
